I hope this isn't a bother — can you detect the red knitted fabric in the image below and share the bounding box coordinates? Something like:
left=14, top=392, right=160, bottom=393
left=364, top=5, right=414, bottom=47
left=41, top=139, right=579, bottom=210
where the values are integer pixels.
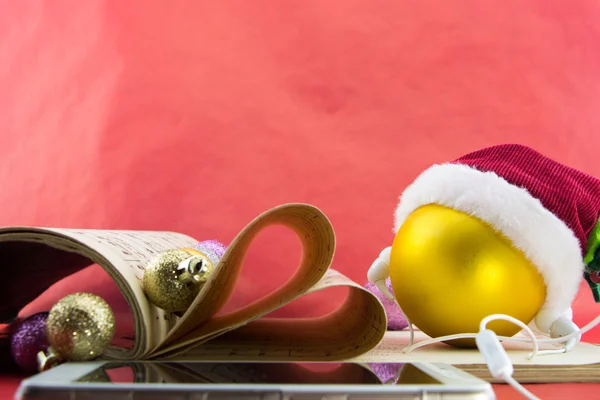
left=454, top=144, right=600, bottom=256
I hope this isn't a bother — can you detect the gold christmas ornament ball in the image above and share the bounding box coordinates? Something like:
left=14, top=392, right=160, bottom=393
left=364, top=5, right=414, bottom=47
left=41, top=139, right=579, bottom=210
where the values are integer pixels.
left=142, top=248, right=214, bottom=313
left=389, top=204, right=547, bottom=347
left=46, top=292, right=116, bottom=361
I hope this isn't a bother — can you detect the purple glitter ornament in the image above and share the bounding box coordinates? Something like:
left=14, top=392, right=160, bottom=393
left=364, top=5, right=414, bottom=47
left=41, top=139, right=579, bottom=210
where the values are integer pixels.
left=193, top=240, right=227, bottom=266
left=10, top=312, right=49, bottom=372
left=364, top=278, right=408, bottom=330
left=368, top=362, right=404, bottom=384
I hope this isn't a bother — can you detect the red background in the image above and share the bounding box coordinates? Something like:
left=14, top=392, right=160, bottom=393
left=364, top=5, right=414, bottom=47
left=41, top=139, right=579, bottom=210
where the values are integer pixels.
left=2, top=1, right=600, bottom=398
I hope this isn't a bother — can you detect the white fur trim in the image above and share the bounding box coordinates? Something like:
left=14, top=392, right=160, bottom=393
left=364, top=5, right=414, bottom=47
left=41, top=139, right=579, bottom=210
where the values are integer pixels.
left=394, top=163, right=584, bottom=331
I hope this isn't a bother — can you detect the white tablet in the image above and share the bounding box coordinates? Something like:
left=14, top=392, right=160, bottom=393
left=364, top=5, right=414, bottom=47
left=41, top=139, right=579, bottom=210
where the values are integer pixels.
left=16, top=360, right=495, bottom=399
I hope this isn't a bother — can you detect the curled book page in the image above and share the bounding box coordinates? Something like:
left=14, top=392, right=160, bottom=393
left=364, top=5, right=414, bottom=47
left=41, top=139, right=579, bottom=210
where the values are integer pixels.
left=150, top=204, right=387, bottom=361
left=158, top=269, right=387, bottom=361
left=157, top=203, right=338, bottom=347
left=0, top=228, right=198, bottom=359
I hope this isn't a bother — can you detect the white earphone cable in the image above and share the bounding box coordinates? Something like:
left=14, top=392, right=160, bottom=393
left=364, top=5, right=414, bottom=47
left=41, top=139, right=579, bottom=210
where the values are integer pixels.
left=403, top=332, right=544, bottom=358
left=403, top=315, right=543, bottom=356
left=401, top=312, right=600, bottom=400
left=504, top=375, right=541, bottom=400
left=403, top=312, right=600, bottom=357
left=479, top=314, right=540, bottom=358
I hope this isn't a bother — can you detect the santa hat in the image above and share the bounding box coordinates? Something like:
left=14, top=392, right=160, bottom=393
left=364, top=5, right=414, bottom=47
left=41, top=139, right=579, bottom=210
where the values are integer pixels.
left=393, top=144, right=600, bottom=333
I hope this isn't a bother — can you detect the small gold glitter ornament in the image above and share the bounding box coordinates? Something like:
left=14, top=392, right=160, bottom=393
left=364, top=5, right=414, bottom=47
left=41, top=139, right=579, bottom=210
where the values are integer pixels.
left=44, top=292, right=116, bottom=362
left=142, top=248, right=214, bottom=313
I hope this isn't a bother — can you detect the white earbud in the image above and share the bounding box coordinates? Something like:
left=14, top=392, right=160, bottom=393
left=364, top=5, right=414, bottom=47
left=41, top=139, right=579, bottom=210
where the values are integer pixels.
left=549, top=314, right=581, bottom=352
left=367, top=246, right=416, bottom=346
left=367, top=246, right=395, bottom=302
left=535, top=307, right=581, bottom=352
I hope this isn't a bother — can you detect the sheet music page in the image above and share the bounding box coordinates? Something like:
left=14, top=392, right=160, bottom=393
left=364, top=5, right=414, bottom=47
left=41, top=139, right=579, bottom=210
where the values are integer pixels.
left=48, top=228, right=199, bottom=355
left=0, top=227, right=198, bottom=358
left=153, top=203, right=338, bottom=352
left=155, top=268, right=387, bottom=361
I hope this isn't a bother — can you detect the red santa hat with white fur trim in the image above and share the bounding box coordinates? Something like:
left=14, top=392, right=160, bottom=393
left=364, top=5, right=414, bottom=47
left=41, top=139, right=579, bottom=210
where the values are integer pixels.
left=393, top=144, right=600, bottom=334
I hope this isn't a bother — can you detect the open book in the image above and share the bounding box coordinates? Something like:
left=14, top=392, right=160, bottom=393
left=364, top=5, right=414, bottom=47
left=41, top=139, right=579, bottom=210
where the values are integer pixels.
left=0, top=203, right=387, bottom=362
left=351, top=330, right=600, bottom=383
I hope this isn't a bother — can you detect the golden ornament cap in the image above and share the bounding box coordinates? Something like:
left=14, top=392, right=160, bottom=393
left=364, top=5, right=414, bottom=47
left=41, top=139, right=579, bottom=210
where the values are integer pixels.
left=36, top=347, right=62, bottom=372
left=142, top=248, right=214, bottom=313
left=45, top=292, right=116, bottom=362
